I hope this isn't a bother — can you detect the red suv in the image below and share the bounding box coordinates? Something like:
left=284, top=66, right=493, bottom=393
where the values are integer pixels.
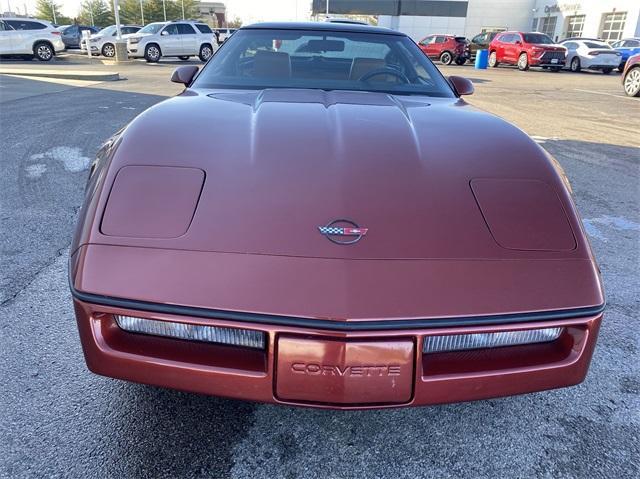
left=489, top=31, right=567, bottom=71
left=418, top=34, right=470, bottom=65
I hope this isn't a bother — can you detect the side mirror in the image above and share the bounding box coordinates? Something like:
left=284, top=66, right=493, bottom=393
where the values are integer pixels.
left=515, top=40, right=522, bottom=45
left=171, top=65, right=199, bottom=86
left=161, top=30, right=169, bottom=36
left=449, top=76, right=474, bottom=96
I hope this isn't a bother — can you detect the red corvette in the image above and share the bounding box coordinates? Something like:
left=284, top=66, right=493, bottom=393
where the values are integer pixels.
left=70, top=22, right=604, bottom=409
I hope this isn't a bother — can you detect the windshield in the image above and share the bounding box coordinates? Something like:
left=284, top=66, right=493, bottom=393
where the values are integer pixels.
left=138, top=22, right=164, bottom=34
left=193, top=29, right=456, bottom=97
left=97, top=25, right=116, bottom=36
left=523, top=33, right=554, bottom=44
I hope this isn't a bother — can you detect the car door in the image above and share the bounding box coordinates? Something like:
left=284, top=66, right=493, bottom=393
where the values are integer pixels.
left=470, top=33, right=486, bottom=58
left=624, top=39, right=640, bottom=58
left=494, top=33, right=509, bottom=62
left=417, top=35, right=434, bottom=57
left=5, top=19, right=31, bottom=53
left=159, top=23, right=181, bottom=55
left=504, top=33, right=522, bottom=63
left=177, top=23, right=197, bottom=54
left=62, top=25, right=78, bottom=47
left=433, top=36, right=448, bottom=58
left=0, top=20, right=15, bottom=54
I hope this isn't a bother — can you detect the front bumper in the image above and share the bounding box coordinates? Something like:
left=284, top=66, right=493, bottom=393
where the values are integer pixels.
left=127, top=45, right=143, bottom=57
left=530, top=58, right=566, bottom=67
left=73, top=297, right=603, bottom=409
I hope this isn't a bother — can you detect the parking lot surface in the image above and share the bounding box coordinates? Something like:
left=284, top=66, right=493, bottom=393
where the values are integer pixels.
left=1, top=59, right=639, bottom=478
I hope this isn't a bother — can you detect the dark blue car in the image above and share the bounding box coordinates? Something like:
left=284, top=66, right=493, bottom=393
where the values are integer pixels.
left=612, top=38, right=640, bottom=72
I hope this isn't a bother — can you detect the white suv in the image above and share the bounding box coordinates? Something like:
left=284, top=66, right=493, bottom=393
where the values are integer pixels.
left=81, top=25, right=141, bottom=57
left=0, top=17, right=65, bottom=61
left=127, top=21, right=217, bottom=62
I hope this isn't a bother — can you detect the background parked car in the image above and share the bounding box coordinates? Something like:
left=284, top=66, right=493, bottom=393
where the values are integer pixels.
left=489, top=31, right=566, bottom=71
left=417, top=34, right=470, bottom=65
left=612, top=38, right=640, bottom=72
left=468, top=31, right=500, bottom=60
left=0, top=17, right=65, bottom=61
left=59, top=24, right=99, bottom=49
left=127, top=21, right=217, bottom=62
left=213, top=27, right=237, bottom=45
left=622, top=53, right=640, bottom=97
left=81, top=25, right=141, bottom=57
left=560, top=39, right=620, bottom=74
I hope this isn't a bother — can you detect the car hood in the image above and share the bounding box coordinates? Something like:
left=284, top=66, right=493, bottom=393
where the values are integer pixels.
left=127, top=32, right=153, bottom=41
left=533, top=44, right=566, bottom=50
left=85, top=88, right=588, bottom=262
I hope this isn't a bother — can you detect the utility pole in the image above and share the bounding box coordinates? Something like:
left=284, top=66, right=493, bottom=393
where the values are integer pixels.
left=139, top=0, right=144, bottom=25
left=51, top=0, right=57, bottom=24
left=162, top=0, right=166, bottom=21
left=326, top=0, right=329, bottom=16
left=181, top=0, right=184, bottom=19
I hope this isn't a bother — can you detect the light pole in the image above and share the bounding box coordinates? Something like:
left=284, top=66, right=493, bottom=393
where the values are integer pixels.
left=113, top=0, right=122, bottom=39
left=162, top=0, right=166, bottom=21
left=181, top=0, right=184, bottom=19
left=50, top=0, right=56, bottom=24
left=139, top=0, right=144, bottom=25
left=326, top=0, right=329, bottom=16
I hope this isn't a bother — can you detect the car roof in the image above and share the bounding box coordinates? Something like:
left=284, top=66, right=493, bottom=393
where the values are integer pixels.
left=242, top=21, right=403, bottom=36
left=2, top=17, right=50, bottom=22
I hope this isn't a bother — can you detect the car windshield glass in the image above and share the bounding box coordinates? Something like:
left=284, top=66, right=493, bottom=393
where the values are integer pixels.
left=584, top=41, right=610, bottom=49
left=193, top=28, right=455, bottom=97
left=523, top=33, right=554, bottom=44
left=138, top=23, right=164, bottom=34
left=97, top=25, right=116, bottom=35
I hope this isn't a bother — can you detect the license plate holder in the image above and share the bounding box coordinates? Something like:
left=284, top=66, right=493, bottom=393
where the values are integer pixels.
left=276, top=336, right=415, bottom=405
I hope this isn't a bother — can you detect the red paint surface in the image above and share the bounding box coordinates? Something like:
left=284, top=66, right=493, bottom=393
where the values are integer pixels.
left=70, top=60, right=604, bottom=408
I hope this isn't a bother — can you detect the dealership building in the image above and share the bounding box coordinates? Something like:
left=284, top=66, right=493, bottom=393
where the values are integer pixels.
left=312, top=1, right=640, bottom=42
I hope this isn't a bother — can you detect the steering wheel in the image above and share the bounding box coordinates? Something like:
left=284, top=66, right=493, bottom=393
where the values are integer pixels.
left=359, top=68, right=409, bottom=84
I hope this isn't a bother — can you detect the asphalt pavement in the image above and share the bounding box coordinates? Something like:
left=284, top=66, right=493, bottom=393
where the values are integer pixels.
left=1, top=60, right=638, bottom=479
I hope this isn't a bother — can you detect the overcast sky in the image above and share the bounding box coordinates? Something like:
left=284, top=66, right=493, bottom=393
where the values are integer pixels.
left=10, top=0, right=313, bottom=23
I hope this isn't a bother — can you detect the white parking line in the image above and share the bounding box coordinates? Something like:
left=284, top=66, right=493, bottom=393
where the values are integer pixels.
left=573, top=88, right=634, bottom=100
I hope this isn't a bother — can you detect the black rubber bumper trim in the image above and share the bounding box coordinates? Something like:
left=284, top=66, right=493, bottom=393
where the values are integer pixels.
left=70, top=285, right=605, bottom=332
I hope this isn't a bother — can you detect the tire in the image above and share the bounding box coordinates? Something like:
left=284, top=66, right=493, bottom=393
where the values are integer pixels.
left=199, top=44, right=213, bottom=62
left=455, top=57, right=466, bottom=66
left=602, top=68, right=612, bottom=75
left=33, top=42, right=54, bottom=61
left=488, top=51, right=498, bottom=67
left=623, top=66, right=640, bottom=97
left=144, top=43, right=161, bottom=63
left=439, top=51, right=453, bottom=65
left=102, top=43, right=115, bottom=58
left=570, top=57, right=581, bottom=72
left=517, top=52, right=529, bottom=71
left=179, top=55, right=190, bottom=60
